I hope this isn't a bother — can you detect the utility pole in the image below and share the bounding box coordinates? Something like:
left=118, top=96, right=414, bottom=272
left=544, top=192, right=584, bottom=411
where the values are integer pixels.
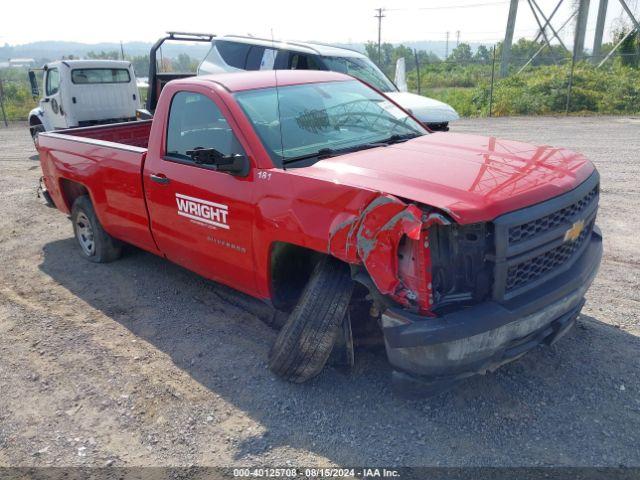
left=573, top=0, right=591, bottom=61
left=375, top=8, right=385, bottom=66
left=456, top=30, right=460, bottom=47
left=445, top=31, right=450, bottom=58
left=592, top=0, right=608, bottom=63
left=500, top=0, right=519, bottom=76
left=0, top=79, right=8, bottom=127
left=414, top=49, right=421, bottom=95
left=489, top=45, right=496, bottom=117
left=120, top=40, right=125, bottom=60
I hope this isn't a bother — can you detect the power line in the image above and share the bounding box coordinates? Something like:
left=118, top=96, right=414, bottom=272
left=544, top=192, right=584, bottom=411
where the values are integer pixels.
left=385, top=1, right=514, bottom=11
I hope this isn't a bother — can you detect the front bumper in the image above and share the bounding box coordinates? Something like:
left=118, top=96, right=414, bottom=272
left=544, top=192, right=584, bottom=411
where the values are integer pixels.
left=381, top=227, right=602, bottom=391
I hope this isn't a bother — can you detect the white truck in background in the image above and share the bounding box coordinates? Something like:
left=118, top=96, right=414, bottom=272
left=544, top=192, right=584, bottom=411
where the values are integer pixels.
left=28, top=60, right=139, bottom=143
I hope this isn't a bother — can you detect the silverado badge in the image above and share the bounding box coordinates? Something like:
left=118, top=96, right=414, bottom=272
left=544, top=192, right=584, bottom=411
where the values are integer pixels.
left=564, top=219, right=585, bottom=242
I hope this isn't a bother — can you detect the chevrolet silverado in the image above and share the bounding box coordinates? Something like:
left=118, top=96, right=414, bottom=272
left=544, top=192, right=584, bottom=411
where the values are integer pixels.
left=36, top=70, right=602, bottom=390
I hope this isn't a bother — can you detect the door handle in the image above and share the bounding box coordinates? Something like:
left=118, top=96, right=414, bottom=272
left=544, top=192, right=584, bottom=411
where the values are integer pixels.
left=150, top=173, right=170, bottom=185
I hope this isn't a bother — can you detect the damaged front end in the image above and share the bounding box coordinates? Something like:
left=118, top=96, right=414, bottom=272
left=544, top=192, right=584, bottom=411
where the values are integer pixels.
left=328, top=194, right=439, bottom=312
left=328, top=193, right=492, bottom=316
left=327, top=186, right=602, bottom=394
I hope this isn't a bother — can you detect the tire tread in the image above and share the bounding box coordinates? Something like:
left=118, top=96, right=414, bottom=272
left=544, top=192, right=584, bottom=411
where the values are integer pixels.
left=269, top=256, right=353, bottom=383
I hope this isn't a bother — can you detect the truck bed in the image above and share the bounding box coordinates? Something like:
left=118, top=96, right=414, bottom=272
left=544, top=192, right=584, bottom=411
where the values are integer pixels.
left=37, top=119, right=158, bottom=254
left=49, top=120, right=152, bottom=148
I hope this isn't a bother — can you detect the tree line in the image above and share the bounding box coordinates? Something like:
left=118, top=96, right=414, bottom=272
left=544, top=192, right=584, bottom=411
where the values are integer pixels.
left=83, top=50, right=200, bottom=76
left=366, top=27, right=640, bottom=78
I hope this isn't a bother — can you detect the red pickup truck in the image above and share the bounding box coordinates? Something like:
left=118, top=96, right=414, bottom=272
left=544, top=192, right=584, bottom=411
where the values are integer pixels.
left=37, top=70, right=602, bottom=391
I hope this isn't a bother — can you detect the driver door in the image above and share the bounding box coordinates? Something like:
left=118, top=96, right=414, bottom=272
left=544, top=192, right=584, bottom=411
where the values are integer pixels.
left=41, top=68, right=67, bottom=129
left=143, top=88, right=257, bottom=294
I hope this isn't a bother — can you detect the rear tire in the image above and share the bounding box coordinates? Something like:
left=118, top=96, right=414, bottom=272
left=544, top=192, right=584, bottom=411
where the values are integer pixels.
left=71, top=196, right=122, bottom=263
left=269, top=256, right=353, bottom=383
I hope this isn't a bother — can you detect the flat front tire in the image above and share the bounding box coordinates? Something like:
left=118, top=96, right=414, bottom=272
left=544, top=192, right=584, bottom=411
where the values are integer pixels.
left=71, top=196, right=122, bottom=263
left=269, top=256, right=353, bottom=383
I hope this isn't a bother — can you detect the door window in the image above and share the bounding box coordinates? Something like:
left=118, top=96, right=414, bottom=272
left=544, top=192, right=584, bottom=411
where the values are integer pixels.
left=166, top=91, right=244, bottom=162
left=245, top=46, right=265, bottom=70
left=246, top=46, right=277, bottom=70
left=216, top=41, right=251, bottom=69
left=288, top=53, right=324, bottom=70
left=45, top=68, right=60, bottom=96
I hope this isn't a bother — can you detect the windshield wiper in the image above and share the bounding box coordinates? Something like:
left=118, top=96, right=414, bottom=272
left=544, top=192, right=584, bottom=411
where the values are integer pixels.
left=282, top=133, right=422, bottom=165
left=377, top=133, right=422, bottom=145
left=282, top=142, right=383, bottom=164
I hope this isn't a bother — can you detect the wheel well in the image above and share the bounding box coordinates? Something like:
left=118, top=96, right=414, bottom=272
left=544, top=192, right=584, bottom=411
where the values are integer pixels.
left=29, top=115, right=42, bottom=126
left=58, top=178, right=89, bottom=212
left=270, top=242, right=324, bottom=312
left=269, top=242, right=384, bottom=346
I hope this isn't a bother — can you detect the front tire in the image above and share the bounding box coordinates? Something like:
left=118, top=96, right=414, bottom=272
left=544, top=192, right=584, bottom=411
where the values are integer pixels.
left=71, top=196, right=122, bottom=263
left=269, top=256, right=353, bottom=383
left=30, top=123, right=45, bottom=148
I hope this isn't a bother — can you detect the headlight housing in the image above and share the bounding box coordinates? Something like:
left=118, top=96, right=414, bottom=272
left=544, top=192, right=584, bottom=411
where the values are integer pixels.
left=429, top=222, right=494, bottom=314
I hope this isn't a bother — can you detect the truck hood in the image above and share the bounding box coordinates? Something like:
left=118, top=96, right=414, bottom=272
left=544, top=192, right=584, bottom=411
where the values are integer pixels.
left=296, top=132, right=596, bottom=224
left=385, top=91, right=460, bottom=123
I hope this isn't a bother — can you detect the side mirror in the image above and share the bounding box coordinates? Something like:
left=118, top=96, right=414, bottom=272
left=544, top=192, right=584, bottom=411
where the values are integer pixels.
left=186, top=148, right=249, bottom=176
left=216, top=153, right=250, bottom=176
left=28, top=71, right=39, bottom=98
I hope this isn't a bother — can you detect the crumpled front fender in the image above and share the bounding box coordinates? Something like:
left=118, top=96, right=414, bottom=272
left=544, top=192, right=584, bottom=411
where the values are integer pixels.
left=328, top=194, right=448, bottom=311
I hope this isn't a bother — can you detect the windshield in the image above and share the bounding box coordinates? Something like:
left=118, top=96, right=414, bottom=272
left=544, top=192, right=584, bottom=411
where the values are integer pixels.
left=235, top=80, right=426, bottom=166
left=321, top=56, right=396, bottom=93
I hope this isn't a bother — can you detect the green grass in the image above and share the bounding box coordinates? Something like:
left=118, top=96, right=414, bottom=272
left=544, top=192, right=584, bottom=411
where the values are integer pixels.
left=407, top=61, right=640, bottom=117
left=0, top=69, right=38, bottom=121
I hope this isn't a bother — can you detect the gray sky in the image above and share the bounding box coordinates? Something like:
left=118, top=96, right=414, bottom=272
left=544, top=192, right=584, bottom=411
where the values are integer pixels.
left=1, top=0, right=636, bottom=46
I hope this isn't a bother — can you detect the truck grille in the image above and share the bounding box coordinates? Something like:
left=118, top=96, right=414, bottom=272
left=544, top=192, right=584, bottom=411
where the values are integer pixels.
left=508, top=185, right=598, bottom=245
left=505, top=221, right=592, bottom=292
left=493, top=173, right=599, bottom=301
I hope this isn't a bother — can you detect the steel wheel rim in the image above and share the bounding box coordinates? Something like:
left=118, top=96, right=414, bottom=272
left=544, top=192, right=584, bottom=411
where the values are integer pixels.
left=75, top=212, right=95, bottom=256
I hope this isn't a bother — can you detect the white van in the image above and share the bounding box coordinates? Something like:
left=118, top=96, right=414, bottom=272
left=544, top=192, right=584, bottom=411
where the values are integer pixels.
left=28, top=60, right=139, bottom=141
left=197, top=36, right=459, bottom=131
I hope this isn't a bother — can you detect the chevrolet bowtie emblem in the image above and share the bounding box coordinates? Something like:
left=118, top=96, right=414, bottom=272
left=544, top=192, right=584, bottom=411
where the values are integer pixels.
left=564, top=219, right=585, bottom=242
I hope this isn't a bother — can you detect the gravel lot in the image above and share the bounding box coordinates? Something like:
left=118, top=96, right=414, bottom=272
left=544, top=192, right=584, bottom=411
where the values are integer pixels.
left=0, top=116, right=638, bottom=468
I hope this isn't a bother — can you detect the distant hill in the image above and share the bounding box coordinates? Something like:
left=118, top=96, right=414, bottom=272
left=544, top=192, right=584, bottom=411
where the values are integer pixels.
left=1, top=39, right=488, bottom=64
left=0, top=41, right=211, bottom=64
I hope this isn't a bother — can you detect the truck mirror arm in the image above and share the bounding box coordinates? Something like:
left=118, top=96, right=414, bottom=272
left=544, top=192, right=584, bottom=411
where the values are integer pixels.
left=185, top=148, right=248, bottom=176
left=28, top=70, right=40, bottom=98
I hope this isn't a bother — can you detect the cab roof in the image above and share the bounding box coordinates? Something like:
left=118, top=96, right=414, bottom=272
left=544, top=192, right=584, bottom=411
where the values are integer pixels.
left=218, top=35, right=366, bottom=58
left=47, top=59, right=132, bottom=69
left=180, top=70, right=352, bottom=92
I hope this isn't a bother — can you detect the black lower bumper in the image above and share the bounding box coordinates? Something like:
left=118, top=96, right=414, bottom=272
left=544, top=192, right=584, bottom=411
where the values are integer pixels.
left=381, top=228, right=602, bottom=392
